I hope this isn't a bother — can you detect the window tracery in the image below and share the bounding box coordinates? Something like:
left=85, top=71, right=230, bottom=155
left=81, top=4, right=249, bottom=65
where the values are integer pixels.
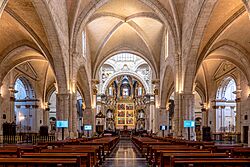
left=216, top=77, right=236, bottom=133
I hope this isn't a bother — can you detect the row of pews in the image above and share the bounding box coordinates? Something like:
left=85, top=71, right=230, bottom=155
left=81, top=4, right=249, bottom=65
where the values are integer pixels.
left=0, top=136, right=119, bottom=167
left=131, top=136, right=250, bottom=167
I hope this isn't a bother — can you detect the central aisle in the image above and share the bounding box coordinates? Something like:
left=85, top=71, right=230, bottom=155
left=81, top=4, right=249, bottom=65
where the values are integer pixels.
left=103, top=139, right=148, bottom=167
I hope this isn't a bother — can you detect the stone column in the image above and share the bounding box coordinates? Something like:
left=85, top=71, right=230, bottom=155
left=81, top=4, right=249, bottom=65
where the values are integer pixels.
left=152, top=80, right=160, bottom=133
left=211, top=100, right=217, bottom=134
left=201, top=107, right=207, bottom=127
left=43, top=102, right=49, bottom=126
left=145, top=96, right=150, bottom=131
left=149, top=95, right=155, bottom=133
left=235, top=98, right=241, bottom=134
left=32, top=104, right=39, bottom=133
left=92, top=80, right=99, bottom=133
left=9, top=87, right=15, bottom=122
left=221, top=106, right=226, bottom=132
left=68, top=94, right=73, bottom=137
left=166, top=109, right=170, bottom=135
left=96, top=95, right=103, bottom=129
left=159, top=107, right=169, bottom=136
left=8, top=71, right=15, bottom=122
left=201, top=107, right=206, bottom=140
left=173, top=92, right=180, bottom=137
left=83, top=107, right=93, bottom=136
left=181, top=93, right=195, bottom=140
left=71, top=91, right=78, bottom=138
left=38, top=105, right=47, bottom=132
left=56, top=93, right=70, bottom=140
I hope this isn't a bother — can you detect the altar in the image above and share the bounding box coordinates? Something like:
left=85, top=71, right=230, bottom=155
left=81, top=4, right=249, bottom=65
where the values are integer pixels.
left=116, top=102, right=135, bottom=129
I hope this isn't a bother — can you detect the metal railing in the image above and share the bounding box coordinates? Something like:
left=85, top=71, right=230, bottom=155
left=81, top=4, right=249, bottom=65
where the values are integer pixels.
left=0, top=135, right=55, bottom=144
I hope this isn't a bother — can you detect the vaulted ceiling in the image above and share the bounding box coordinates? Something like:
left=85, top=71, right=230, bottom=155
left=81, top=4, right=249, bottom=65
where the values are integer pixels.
left=0, top=0, right=57, bottom=99
left=0, top=0, right=49, bottom=55
left=0, top=0, right=250, bottom=99
left=85, top=0, right=165, bottom=74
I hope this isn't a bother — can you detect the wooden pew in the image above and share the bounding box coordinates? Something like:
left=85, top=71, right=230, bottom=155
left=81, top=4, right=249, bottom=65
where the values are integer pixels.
left=41, top=147, right=99, bottom=166
left=160, top=153, right=228, bottom=167
left=149, top=145, right=200, bottom=163
left=0, top=145, right=47, bottom=157
left=80, top=136, right=119, bottom=155
left=63, top=145, right=104, bottom=163
left=232, top=147, right=250, bottom=157
left=37, top=136, right=119, bottom=166
left=170, top=157, right=250, bottom=167
left=21, top=152, right=90, bottom=167
left=131, top=136, right=171, bottom=154
left=0, top=157, right=79, bottom=166
left=152, top=149, right=211, bottom=166
left=37, top=140, right=65, bottom=148
left=0, top=149, right=18, bottom=157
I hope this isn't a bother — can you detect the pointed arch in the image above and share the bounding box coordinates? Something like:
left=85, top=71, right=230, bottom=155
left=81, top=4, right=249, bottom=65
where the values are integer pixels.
left=77, top=65, right=92, bottom=109
left=160, top=65, right=175, bottom=108
left=32, top=0, right=68, bottom=93
left=183, top=0, right=219, bottom=93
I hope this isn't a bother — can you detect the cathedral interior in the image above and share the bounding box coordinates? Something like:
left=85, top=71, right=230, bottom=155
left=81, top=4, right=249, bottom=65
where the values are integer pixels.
left=1, top=0, right=250, bottom=166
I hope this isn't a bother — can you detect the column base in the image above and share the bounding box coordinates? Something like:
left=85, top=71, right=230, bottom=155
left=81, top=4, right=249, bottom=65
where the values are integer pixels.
left=55, top=129, right=69, bottom=140
left=182, top=128, right=195, bottom=141
left=69, top=131, right=78, bottom=139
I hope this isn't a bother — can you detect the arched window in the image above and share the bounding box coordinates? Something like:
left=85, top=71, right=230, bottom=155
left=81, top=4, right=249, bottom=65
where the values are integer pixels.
left=82, top=31, right=87, bottom=57
left=138, top=87, right=142, bottom=96
left=14, top=77, right=36, bottom=133
left=216, top=77, right=236, bottom=132
left=49, top=91, right=56, bottom=121
left=165, top=30, right=169, bottom=60
left=120, top=77, right=131, bottom=98
left=109, top=86, right=113, bottom=96
left=15, top=78, right=27, bottom=99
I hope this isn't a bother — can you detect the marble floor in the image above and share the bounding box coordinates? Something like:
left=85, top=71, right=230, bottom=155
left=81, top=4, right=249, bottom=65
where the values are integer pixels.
left=102, top=139, right=148, bottom=167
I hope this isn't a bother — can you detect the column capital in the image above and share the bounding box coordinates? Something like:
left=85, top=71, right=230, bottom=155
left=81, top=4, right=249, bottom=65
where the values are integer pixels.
left=201, top=108, right=207, bottom=112
left=56, top=93, right=70, bottom=98
left=220, top=106, right=226, bottom=109
left=92, top=79, right=99, bottom=85
left=181, top=92, right=195, bottom=99
left=152, top=79, right=160, bottom=85
left=84, top=107, right=93, bottom=111
left=152, top=79, right=160, bottom=95
left=92, top=79, right=99, bottom=95
left=235, top=98, right=241, bottom=102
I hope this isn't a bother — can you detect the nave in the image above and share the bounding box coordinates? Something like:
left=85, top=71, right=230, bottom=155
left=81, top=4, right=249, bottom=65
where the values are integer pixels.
left=103, top=139, right=147, bottom=167
left=0, top=134, right=249, bottom=166
left=1, top=0, right=250, bottom=166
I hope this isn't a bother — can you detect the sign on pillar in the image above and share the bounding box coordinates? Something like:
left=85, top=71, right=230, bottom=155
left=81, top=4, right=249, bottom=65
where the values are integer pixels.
left=56, top=120, right=68, bottom=140
left=82, top=108, right=93, bottom=137
left=184, top=120, right=195, bottom=140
